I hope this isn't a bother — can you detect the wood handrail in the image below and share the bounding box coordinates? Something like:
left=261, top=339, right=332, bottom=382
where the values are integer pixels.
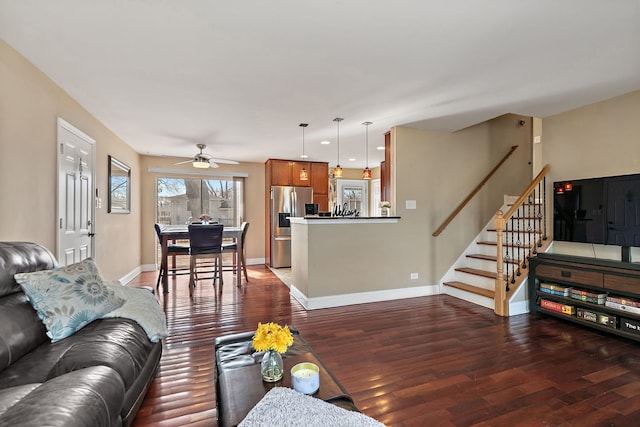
left=502, top=164, right=551, bottom=221
left=432, top=145, right=519, bottom=237
left=494, top=163, right=551, bottom=316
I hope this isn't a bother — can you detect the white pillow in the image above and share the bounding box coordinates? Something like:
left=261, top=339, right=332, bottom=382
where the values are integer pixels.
left=14, top=258, right=124, bottom=342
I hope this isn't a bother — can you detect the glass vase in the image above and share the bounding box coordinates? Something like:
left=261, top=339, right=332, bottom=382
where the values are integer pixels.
left=260, top=350, right=284, bottom=382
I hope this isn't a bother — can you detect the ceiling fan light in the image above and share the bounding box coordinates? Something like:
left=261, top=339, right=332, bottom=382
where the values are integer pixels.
left=193, top=159, right=209, bottom=168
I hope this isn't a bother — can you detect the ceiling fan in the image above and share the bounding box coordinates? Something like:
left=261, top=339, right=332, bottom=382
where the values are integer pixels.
left=174, top=144, right=239, bottom=168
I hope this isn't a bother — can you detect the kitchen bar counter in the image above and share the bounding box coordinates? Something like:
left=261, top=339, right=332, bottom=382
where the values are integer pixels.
left=288, top=216, right=436, bottom=310
left=290, top=216, right=400, bottom=224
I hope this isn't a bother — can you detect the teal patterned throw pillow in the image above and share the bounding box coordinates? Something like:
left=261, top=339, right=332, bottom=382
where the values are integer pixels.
left=14, top=258, right=124, bottom=342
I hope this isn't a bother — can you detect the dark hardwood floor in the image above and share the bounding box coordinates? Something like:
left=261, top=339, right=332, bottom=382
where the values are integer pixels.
left=130, top=266, right=640, bottom=426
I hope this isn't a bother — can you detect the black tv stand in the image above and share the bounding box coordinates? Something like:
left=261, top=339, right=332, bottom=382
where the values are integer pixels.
left=529, top=252, right=640, bottom=342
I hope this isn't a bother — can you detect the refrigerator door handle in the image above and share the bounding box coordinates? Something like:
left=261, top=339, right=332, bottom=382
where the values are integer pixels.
left=291, top=190, right=296, bottom=217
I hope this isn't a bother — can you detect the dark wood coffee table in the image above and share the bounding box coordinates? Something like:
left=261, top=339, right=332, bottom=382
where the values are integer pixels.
left=215, top=329, right=358, bottom=427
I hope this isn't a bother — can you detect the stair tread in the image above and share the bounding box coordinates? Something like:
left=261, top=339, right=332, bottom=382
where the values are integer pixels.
left=455, top=267, right=497, bottom=279
left=477, top=241, right=535, bottom=248
left=443, top=281, right=495, bottom=299
left=466, top=254, right=519, bottom=264
left=486, top=228, right=542, bottom=233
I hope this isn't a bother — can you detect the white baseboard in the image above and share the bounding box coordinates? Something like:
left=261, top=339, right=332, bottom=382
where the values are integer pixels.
left=246, top=257, right=266, bottom=266
left=509, top=300, right=529, bottom=316
left=119, top=265, right=144, bottom=285
left=289, top=284, right=440, bottom=310
left=141, top=263, right=157, bottom=272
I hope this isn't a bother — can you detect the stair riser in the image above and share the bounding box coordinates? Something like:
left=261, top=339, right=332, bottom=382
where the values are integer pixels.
left=474, top=244, right=533, bottom=259
left=451, top=272, right=494, bottom=289
left=464, top=257, right=505, bottom=272
left=443, top=286, right=495, bottom=310
left=482, top=231, right=539, bottom=244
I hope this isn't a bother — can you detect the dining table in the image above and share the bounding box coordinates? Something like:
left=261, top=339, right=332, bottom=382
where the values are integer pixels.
left=159, top=225, right=243, bottom=294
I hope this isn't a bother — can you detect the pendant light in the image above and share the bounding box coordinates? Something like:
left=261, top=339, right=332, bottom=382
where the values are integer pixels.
left=333, top=117, right=343, bottom=178
left=362, top=121, right=372, bottom=179
left=299, top=123, right=309, bottom=181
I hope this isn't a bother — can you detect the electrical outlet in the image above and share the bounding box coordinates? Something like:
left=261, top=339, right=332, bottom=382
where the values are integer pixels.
left=410, top=273, right=418, bottom=280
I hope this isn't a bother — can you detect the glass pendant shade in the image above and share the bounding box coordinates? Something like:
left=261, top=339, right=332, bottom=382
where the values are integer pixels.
left=362, top=121, right=372, bottom=179
left=299, top=123, right=309, bottom=180
left=333, top=118, right=343, bottom=179
left=299, top=167, right=309, bottom=181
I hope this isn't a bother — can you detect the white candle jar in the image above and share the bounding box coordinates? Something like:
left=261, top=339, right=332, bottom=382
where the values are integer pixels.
left=291, top=362, right=320, bottom=394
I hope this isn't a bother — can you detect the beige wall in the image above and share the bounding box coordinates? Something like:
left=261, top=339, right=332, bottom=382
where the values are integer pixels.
left=393, top=114, right=533, bottom=283
left=0, top=39, right=141, bottom=281
left=542, top=90, right=640, bottom=182
left=542, top=90, right=640, bottom=260
left=139, top=156, right=266, bottom=267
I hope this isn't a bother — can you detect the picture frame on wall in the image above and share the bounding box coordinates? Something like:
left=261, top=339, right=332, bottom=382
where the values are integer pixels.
left=108, top=155, right=131, bottom=213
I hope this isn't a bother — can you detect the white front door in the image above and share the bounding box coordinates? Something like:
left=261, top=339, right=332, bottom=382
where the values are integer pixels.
left=57, top=118, right=95, bottom=265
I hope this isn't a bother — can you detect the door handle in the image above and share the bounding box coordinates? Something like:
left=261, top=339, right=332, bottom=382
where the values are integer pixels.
left=88, top=232, right=96, bottom=237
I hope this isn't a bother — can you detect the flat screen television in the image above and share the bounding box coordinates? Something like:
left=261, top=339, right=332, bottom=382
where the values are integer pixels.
left=553, top=173, right=640, bottom=261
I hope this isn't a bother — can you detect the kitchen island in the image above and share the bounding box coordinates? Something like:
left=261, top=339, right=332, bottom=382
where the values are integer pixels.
left=289, top=216, right=438, bottom=309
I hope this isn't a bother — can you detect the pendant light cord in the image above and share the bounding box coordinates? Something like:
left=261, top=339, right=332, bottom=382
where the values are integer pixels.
left=334, top=118, right=343, bottom=166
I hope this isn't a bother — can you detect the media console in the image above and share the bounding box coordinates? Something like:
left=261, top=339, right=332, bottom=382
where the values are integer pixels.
left=529, top=252, right=640, bottom=342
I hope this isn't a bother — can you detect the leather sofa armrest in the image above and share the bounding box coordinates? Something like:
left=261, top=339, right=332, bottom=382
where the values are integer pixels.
left=0, top=365, right=124, bottom=427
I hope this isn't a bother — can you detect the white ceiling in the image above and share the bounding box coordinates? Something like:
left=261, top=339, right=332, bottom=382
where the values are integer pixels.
left=1, top=0, right=639, bottom=168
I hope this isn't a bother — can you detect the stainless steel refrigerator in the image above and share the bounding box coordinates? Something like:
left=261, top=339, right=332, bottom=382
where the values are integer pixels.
left=270, top=186, right=313, bottom=268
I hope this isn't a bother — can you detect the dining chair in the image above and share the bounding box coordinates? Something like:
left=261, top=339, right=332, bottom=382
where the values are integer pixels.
left=223, top=222, right=250, bottom=283
left=154, top=223, right=190, bottom=290
left=188, top=223, right=224, bottom=293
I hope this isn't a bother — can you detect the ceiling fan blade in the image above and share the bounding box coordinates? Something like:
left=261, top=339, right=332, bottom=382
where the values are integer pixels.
left=209, top=158, right=240, bottom=165
left=173, top=159, right=193, bottom=165
left=209, top=161, right=220, bottom=168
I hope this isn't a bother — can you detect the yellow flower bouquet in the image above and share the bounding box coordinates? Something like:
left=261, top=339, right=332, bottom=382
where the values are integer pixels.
left=253, top=322, right=294, bottom=382
left=252, top=322, right=294, bottom=353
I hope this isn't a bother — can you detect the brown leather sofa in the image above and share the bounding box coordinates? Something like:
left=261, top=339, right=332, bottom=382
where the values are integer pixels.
left=0, top=242, right=162, bottom=427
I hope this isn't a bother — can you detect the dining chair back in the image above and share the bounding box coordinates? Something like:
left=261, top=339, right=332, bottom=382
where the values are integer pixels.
left=154, top=223, right=190, bottom=290
left=222, top=222, right=250, bottom=283
left=188, top=224, right=224, bottom=293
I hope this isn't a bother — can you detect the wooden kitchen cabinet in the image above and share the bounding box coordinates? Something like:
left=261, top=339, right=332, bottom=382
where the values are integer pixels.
left=265, top=159, right=329, bottom=209
left=381, top=131, right=391, bottom=202
left=311, top=163, right=328, bottom=194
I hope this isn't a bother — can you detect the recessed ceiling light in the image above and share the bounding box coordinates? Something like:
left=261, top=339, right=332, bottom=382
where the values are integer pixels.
left=300, top=154, right=308, bottom=158
left=320, top=140, right=331, bottom=145
left=348, top=158, right=356, bottom=162
left=377, top=146, right=385, bottom=150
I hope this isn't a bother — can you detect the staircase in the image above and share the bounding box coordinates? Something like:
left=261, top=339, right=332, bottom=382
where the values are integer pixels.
left=441, top=199, right=536, bottom=314
left=440, top=165, right=551, bottom=316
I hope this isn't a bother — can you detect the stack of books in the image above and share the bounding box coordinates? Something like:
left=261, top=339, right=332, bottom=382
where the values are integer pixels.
left=539, top=282, right=570, bottom=297
left=605, top=295, right=640, bottom=314
left=577, top=307, right=617, bottom=328
left=569, top=288, right=607, bottom=305
left=540, top=299, right=575, bottom=315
